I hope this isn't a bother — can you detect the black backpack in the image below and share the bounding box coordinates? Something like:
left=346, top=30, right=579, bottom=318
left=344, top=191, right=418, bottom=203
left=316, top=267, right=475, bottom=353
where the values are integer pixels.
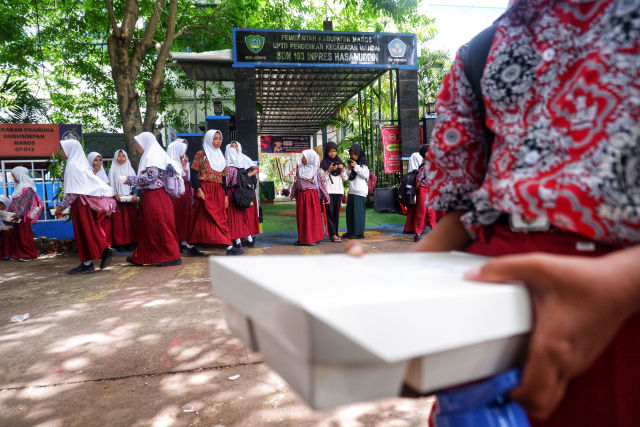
left=232, top=168, right=255, bottom=208
left=397, top=169, right=419, bottom=206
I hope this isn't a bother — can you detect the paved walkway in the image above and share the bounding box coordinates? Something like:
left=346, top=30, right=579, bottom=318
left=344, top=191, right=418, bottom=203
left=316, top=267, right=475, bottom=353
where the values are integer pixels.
left=0, top=229, right=434, bottom=427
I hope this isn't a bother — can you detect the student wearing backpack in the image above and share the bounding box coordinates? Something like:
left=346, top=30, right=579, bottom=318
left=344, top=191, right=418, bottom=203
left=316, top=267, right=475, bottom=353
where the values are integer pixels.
left=123, top=132, right=182, bottom=267
left=225, top=141, right=252, bottom=251
left=56, top=140, right=117, bottom=275
left=320, top=142, right=348, bottom=243
left=189, top=130, right=243, bottom=256
left=342, top=144, right=369, bottom=240
left=290, top=149, right=329, bottom=246
left=0, top=167, right=42, bottom=261
left=166, top=139, right=202, bottom=257
left=236, top=141, right=260, bottom=246
left=403, top=151, right=433, bottom=242
left=108, top=149, right=139, bottom=253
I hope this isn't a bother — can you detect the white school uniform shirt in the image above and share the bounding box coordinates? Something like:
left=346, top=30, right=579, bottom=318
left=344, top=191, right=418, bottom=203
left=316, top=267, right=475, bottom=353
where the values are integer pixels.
left=321, top=169, right=348, bottom=195
left=347, top=164, right=370, bottom=198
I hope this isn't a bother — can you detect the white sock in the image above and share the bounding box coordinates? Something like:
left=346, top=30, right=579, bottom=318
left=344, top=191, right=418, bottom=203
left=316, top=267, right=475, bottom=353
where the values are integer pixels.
left=181, top=241, right=188, bottom=246
left=84, top=261, right=92, bottom=266
left=235, top=238, right=241, bottom=245
left=247, top=235, right=254, bottom=242
left=226, top=245, right=233, bottom=250
left=186, top=244, right=194, bottom=249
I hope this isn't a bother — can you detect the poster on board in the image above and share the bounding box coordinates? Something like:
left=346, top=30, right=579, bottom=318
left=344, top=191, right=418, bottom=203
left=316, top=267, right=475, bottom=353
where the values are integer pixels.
left=0, top=124, right=82, bottom=158
left=260, top=135, right=311, bottom=154
left=380, top=125, right=426, bottom=174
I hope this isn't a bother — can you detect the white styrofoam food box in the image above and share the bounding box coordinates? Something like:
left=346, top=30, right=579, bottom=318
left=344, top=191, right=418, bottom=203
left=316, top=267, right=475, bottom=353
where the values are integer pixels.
left=209, top=252, right=532, bottom=409
left=0, top=211, right=19, bottom=222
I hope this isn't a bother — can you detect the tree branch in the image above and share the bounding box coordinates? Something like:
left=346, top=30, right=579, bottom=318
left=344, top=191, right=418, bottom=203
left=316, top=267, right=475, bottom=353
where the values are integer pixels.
left=121, top=0, right=141, bottom=38
left=104, top=0, right=121, bottom=36
left=130, top=0, right=166, bottom=72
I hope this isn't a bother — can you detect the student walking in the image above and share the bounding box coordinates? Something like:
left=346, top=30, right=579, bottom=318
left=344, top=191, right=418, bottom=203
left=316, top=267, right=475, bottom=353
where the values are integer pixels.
left=0, top=167, right=42, bottom=261
left=320, top=141, right=347, bottom=242
left=237, top=141, right=260, bottom=246
left=87, top=151, right=112, bottom=246
left=225, top=141, right=253, bottom=250
left=108, top=149, right=139, bottom=252
left=124, top=132, right=182, bottom=267
left=56, top=140, right=117, bottom=275
left=343, top=144, right=369, bottom=239
left=403, top=152, right=432, bottom=242
left=290, top=149, right=329, bottom=246
left=167, top=139, right=202, bottom=257
left=189, top=129, right=243, bottom=256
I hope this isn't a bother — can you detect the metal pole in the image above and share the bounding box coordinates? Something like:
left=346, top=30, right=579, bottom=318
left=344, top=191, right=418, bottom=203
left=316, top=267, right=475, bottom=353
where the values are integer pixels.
left=369, top=85, right=374, bottom=177
left=389, top=70, right=394, bottom=122
left=193, top=65, right=197, bottom=132
left=204, top=81, right=208, bottom=118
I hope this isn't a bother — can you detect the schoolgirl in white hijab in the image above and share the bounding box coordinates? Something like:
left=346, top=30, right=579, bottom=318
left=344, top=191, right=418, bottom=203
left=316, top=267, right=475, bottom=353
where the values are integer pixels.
left=224, top=142, right=244, bottom=168
left=299, top=149, right=320, bottom=180
left=108, top=149, right=136, bottom=196
left=11, top=166, right=37, bottom=197
left=166, top=139, right=189, bottom=179
left=135, top=132, right=182, bottom=175
left=0, top=195, right=11, bottom=226
left=203, top=129, right=226, bottom=172
left=60, top=140, right=115, bottom=197
left=408, top=152, right=423, bottom=173
left=87, top=152, right=109, bottom=184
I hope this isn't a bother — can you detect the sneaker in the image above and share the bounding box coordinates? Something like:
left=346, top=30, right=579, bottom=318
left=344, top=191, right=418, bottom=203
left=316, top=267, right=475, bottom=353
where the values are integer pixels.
left=414, top=234, right=422, bottom=243
left=242, top=238, right=256, bottom=247
left=69, top=262, right=95, bottom=275
left=226, top=246, right=245, bottom=256
left=184, top=246, right=204, bottom=257
left=179, top=244, right=191, bottom=254
left=341, top=233, right=350, bottom=239
left=126, top=256, right=143, bottom=266
left=351, top=234, right=365, bottom=239
left=293, top=240, right=319, bottom=246
left=2, top=255, right=11, bottom=261
left=100, top=247, right=117, bottom=270
left=18, top=257, right=34, bottom=262
left=156, top=258, right=182, bottom=267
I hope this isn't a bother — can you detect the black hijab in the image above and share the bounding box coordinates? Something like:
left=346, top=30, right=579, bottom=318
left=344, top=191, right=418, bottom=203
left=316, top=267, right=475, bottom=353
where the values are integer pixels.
left=319, top=141, right=344, bottom=176
left=348, top=144, right=369, bottom=181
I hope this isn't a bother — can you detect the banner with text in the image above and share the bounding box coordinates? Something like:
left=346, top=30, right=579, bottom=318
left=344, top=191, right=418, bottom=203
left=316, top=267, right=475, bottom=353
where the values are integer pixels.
left=261, top=135, right=311, bottom=154
left=380, top=125, right=426, bottom=174
left=235, top=29, right=417, bottom=69
left=0, top=124, right=82, bottom=158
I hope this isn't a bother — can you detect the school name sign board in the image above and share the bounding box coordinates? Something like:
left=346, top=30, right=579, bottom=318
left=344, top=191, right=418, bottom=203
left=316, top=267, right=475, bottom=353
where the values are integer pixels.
left=0, top=124, right=82, bottom=158
left=234, top=29, right=417, bottom=69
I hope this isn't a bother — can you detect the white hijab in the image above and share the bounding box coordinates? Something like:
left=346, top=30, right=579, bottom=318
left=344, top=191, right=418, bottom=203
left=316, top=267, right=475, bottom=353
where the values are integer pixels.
left=0, top=195, right=11, bottom=209
left=232, top=141, right=255, bottom=169
left=87, top=152, right=109, bottom=184
left=408, top=152, right=423, bottom=173
left=225, top=143, right=243, bottom=168
left=166, top=139, right=189, bottom=179
left=61, top=140, right=115, bottom=197
left=299, top=149, right=319, bottom=180
left=108, top=149, right=136, bottom=196
left=203, top=129, right=226, bottom=172
left=136, top=132, right=182, bottom=175
left=11, top=166, right=37, bottom=198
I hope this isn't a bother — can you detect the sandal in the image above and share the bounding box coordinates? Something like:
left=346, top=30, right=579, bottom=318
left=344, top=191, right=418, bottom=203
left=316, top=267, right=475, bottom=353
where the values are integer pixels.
left=330, top=236, right=343, bottom=243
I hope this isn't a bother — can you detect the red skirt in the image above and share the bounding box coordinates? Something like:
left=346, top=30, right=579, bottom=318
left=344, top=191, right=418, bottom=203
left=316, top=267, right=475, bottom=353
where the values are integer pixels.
left=71, top=199, right=110, bottom=263
left=172, top=180, right=193, bottom=242
left=404, top=186, right=433, bottom=234
left=0, top=220, right=37, bottom=260
left=247, top=195, right=260, bottom=236
left=296, top=189, right=325, bottom=244
left=188, top=181, right=231, bottom=246
left=131, top=188, right=180, bottom=264
left=227, top=187, right=252, bottom=240
left=111, top=201, right=139, bottom=245
left=467, top=225, right=640, bottom=427
left=97, top=212, right=112, bottom=247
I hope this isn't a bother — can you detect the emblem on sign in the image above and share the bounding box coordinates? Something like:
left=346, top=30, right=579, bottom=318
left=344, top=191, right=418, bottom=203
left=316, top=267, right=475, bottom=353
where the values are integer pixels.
left=388, top=38, right=406, bottom=58
left=246, top=35, right=265, bottom=53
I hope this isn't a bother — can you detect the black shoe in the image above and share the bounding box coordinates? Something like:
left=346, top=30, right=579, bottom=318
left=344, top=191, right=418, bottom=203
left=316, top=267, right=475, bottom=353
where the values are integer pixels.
left=113, top=245, right=127, bottom=252
left=125, top=243, right=138, bottom=252
left=184, top=246, right=204, bottom=257
left=341, top=233, right=350, bottom=239
left=2, top=255, right=10, bottom=261
left=351, top=234, right=365, bottom=239
left=414, top=234, right=422, bottom=242
left=69, top=262, right=95, bottom=275
left=226, top=246, right=245, bottom=256
left=126, top=255, right=143, bottom=266
left=157, top=258, right=182, bottom=267
left=294, top=240, right=319, bottom=246
left=242, top=237, right=256, bottom=247
left=100, top=247, right=116, bottom=270
left=179, top=244, right=190, bottom=254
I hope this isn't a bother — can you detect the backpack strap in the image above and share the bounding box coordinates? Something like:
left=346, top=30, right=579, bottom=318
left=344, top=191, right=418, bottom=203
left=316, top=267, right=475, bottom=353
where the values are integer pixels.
left=461, top=22, right=498, bottom=167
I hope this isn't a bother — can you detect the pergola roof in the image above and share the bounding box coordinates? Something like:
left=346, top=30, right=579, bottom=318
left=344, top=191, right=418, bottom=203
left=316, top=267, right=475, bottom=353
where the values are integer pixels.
left=168, top=50, right=385, bottom=135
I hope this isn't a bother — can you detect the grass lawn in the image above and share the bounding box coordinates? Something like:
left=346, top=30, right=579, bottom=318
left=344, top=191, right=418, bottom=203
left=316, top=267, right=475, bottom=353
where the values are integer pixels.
left=260, top=201, right=406, bottom=233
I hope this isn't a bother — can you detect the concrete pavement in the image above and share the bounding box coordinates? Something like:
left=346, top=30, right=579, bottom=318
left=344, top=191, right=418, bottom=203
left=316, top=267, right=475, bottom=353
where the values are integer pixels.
left=0, top=230, right=434, bottom=426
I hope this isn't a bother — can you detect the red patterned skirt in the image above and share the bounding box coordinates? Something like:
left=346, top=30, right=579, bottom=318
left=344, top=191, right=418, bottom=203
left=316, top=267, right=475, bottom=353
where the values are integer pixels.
left=0, top=220, right=37, bottom=260
left=188, top=181, right=231, bottom=246
left=111, top=200, right=139, bottom=245
left=295, top=189, right=324, bottom=244
left=467, top=225, right=640, bottom=427
left=131, top=187, right=180, bottom=264
left=227, top=187, right=252, bottom=240
left=172, top=180, right=193, bottom=242
left=71, top=199, right=110, bottom=263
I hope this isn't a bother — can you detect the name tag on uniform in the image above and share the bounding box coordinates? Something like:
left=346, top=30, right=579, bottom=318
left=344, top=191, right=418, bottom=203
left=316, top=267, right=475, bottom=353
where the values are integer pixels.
left=508, top=213, right=551, bottom=232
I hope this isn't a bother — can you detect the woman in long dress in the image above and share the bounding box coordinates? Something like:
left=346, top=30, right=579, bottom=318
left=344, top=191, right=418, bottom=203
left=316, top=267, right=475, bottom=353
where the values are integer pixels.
left=108, top=149, right=139, bottom=252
